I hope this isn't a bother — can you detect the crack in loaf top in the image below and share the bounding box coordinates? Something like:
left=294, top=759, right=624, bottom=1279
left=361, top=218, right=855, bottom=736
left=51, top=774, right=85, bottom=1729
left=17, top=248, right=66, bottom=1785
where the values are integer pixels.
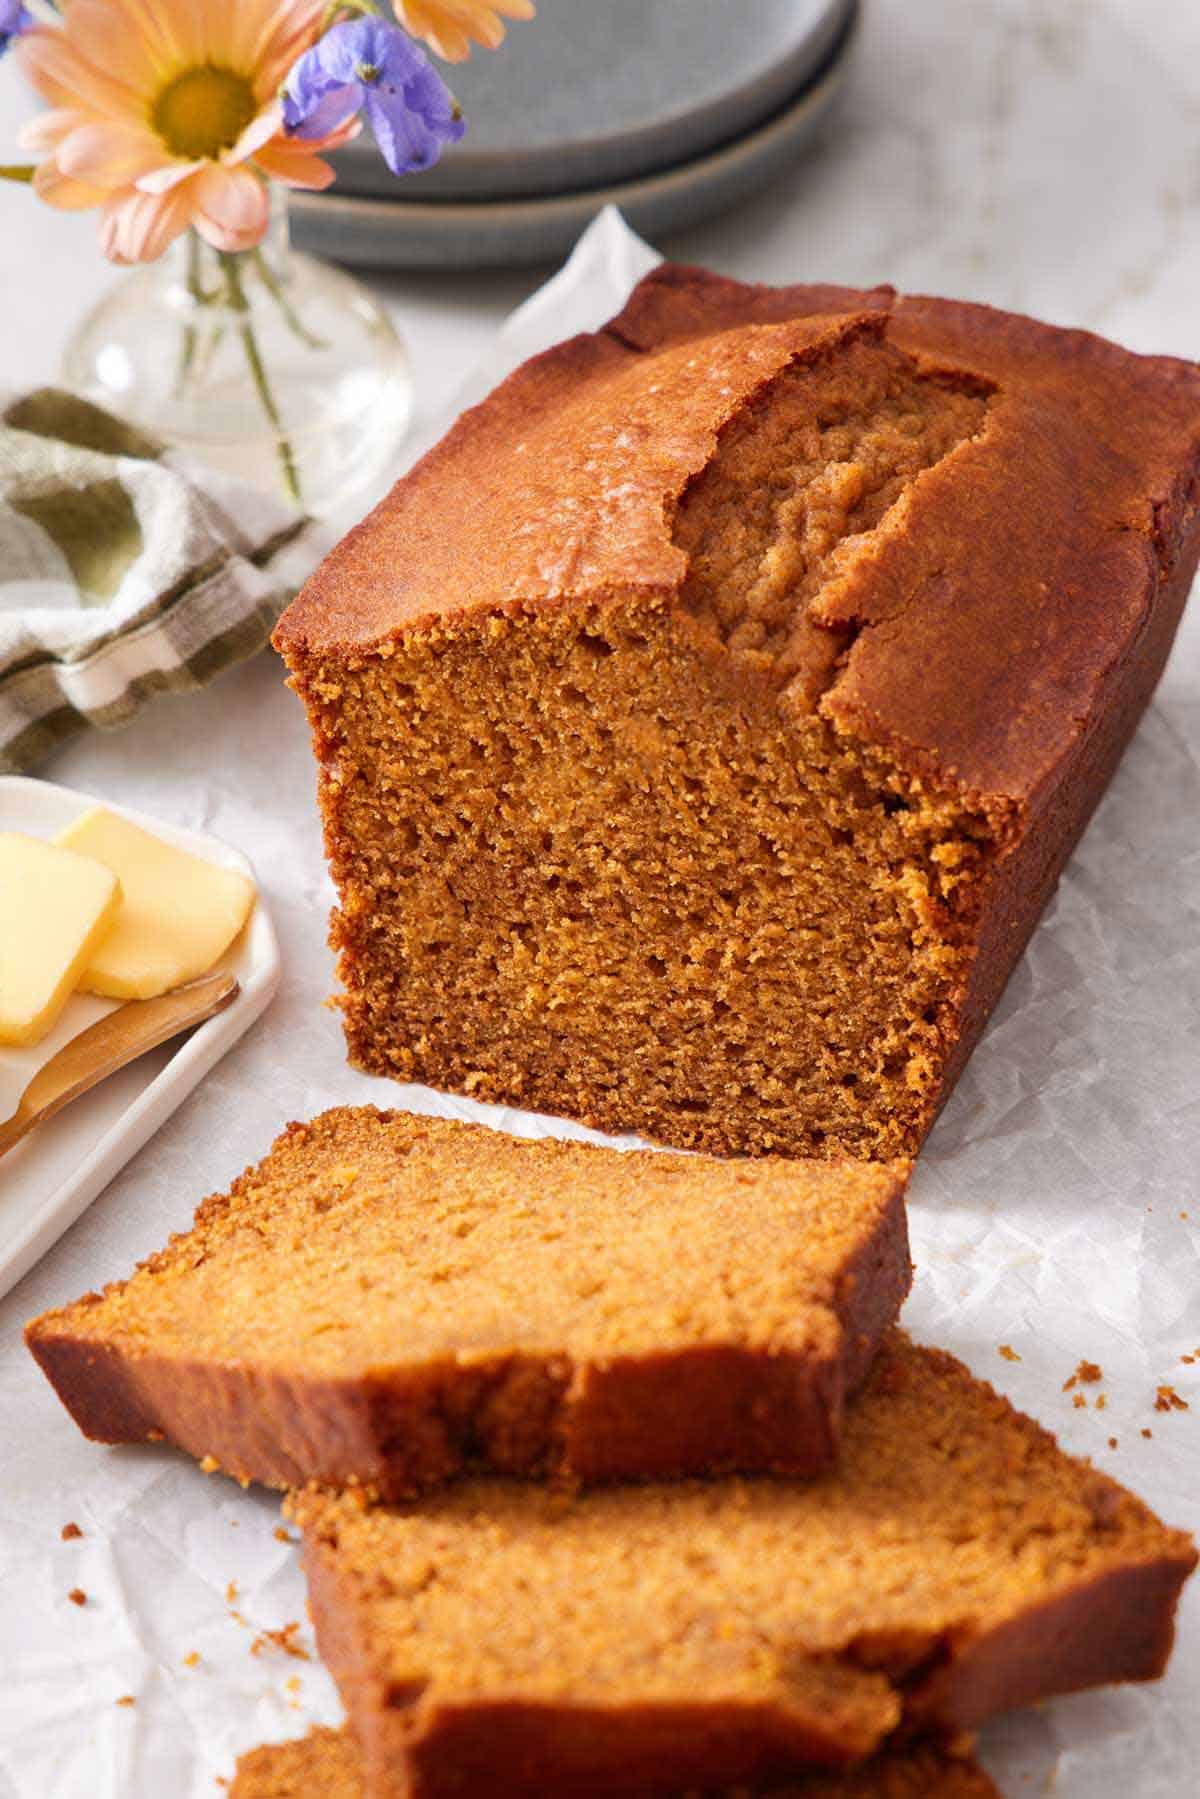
left=274, top=265, right=1200, bottom=804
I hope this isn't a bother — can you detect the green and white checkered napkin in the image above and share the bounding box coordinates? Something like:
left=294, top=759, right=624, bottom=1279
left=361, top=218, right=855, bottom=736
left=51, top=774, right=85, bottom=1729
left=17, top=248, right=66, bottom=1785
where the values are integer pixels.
left=0, top=389, right=323, bottom=773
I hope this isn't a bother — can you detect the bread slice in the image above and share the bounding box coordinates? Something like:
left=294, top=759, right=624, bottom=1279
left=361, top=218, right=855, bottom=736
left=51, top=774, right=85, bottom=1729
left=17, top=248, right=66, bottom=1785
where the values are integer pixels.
left=25, top=1107, right=910, bottom=1496
left=228, top=1725, right=1001, bottom=1799
left=275, top=269, right=1200, bottom=1161
left=290, top=1333, right=1195, bottom=1799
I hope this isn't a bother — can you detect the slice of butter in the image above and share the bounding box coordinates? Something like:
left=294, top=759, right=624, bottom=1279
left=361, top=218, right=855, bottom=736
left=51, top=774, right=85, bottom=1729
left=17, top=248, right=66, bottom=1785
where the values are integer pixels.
left=56, top=808, right=256, bottom=1001
left=0, top=833, right=122, bottom=1046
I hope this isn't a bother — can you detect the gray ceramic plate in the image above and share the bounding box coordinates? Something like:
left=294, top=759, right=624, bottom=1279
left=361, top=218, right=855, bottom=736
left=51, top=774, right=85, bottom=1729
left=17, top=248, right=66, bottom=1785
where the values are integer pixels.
left=332, top=0, right=855, bottom=201
left=292, top=3, right=858, bottom=270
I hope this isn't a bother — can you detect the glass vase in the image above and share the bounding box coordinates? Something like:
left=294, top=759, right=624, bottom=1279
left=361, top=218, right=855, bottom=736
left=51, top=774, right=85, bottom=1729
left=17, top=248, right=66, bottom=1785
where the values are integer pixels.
left=60, top=195, right=412, bottom=519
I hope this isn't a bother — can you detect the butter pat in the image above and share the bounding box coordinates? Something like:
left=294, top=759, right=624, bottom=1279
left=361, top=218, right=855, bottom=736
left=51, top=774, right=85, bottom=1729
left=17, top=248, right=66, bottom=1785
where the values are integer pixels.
left=0, top=833, right=121, bottom=1045
left=56, top=808, right=255, bottom=1000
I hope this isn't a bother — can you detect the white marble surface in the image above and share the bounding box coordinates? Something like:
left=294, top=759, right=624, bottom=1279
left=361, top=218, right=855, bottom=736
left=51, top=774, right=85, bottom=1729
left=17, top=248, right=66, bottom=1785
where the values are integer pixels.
left=1, top=4, right=1199, bottom=1797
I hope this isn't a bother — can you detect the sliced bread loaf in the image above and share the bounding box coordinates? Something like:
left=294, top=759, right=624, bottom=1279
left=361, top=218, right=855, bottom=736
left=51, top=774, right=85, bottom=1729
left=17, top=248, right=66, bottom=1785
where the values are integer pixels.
left=275, top=270, right=1200, bottom=1162
left=290, top=1332, right=1195, bottom=1799
left=26, top=1106, right=910, bottom=1495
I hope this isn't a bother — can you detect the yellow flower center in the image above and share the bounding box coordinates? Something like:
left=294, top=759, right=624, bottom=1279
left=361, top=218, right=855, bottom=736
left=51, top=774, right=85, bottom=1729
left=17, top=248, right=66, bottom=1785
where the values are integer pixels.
left=152, top=65, right=258, bottom=161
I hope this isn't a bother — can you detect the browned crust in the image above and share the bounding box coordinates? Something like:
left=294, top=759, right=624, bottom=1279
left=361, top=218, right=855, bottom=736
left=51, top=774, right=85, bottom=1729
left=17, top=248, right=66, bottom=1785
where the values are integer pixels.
left=907, top=1551, right=1197, bottom=1732
left=227, top=1724, right=1002, bottom=1799
left=606, top=266, right=897, bottom=349
left=24, top=1160, right=911, bottom=1497
left=393, top=1698, right=883, bottom=1798
left=274, top=264, right=1200, bottom=807
left=917, top=476, right=1200, bottom=1140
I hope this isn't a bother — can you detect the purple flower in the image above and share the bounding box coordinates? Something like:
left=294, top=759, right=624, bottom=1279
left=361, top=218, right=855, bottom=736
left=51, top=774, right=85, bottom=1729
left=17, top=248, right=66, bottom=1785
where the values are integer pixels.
left=0, top=2, right=32, bottom=56
left=282, top=17, right=465, bottom=177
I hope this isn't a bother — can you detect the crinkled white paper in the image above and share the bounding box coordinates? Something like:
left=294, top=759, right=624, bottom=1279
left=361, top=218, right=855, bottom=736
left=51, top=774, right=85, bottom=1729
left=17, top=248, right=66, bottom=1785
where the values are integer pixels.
left=0, top=210, right=1197, bottom=1799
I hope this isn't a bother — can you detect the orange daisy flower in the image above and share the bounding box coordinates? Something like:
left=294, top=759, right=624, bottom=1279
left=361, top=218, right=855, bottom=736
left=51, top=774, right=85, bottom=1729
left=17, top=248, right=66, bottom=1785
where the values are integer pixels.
left=17, top=0, right=360, bottom=264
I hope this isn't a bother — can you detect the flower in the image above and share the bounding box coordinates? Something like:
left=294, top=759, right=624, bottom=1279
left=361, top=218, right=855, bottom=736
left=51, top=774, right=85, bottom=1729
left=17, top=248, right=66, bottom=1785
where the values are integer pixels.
left=16, top=0, right=360, bottom=265
left=0, top=1, right=32, bottom=57
left=283, top=17, right=465, bottom=177
left=393, top=0, right=535, bottom=64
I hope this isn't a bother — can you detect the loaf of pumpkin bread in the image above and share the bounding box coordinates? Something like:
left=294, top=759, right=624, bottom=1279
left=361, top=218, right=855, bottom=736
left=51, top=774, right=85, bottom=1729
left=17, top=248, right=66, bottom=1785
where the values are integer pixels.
left=228, top=1724, right=1002, bottom=1799
left=275, top=267, right=1200, bottom=1159
left=289, top=1333, right=1195, bottom=1799
left=25, top=1107, right=910, bottom=1494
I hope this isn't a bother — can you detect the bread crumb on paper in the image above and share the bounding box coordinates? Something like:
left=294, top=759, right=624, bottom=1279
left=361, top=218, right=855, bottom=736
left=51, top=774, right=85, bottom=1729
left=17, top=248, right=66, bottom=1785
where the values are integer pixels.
left=60, top=1522, right=83, bottom=1541
left=1155, top=1385, right=1189, bottom=1414
left=997, top=1344, right=1021, bottom=1362
left=68, top=1587, right=86, bottom=1606
left=250, top=1620, right=309, bottom=1661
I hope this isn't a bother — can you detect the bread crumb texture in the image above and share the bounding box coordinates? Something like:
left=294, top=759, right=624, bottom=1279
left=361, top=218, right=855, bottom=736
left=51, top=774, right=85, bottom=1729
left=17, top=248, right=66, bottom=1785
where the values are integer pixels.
left=310, top=585, right=995, bottom=1160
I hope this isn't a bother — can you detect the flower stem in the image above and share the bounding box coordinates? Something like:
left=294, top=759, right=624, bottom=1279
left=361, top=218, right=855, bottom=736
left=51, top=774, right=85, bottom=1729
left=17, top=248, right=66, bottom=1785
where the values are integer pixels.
left=175, top=229, right=204, bottom=398
left=219, top=249, right=302, bottom=509
left=251, top=246, right=327, bottom=350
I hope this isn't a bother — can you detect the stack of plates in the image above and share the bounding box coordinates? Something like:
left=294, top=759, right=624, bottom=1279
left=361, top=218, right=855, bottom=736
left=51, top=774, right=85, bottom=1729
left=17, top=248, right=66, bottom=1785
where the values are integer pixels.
left=291, top=0, right=859, bottom=269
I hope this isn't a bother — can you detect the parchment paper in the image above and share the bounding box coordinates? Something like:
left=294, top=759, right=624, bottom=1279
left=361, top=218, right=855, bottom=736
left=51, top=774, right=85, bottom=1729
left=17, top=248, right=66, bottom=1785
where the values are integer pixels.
left=0, top=210, right=1196, bottom=1799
